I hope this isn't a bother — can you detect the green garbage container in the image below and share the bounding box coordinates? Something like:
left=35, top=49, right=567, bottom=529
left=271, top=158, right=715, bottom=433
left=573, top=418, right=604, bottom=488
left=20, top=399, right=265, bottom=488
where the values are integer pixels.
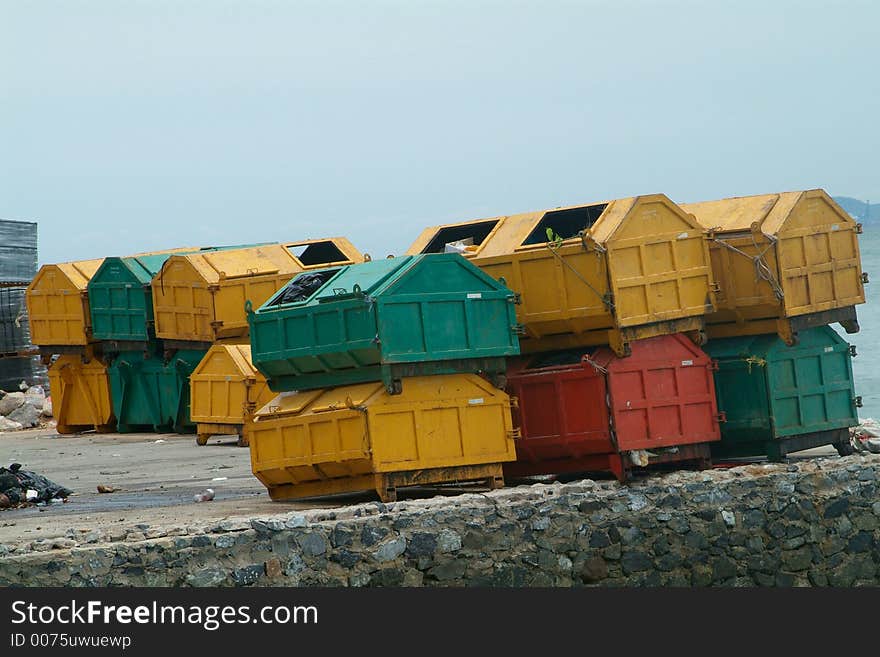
left=107, top=344, right=207, bottom=433
left=707, top=326, right=860, bottom=460
left=248, top=253, right=520, bottom=392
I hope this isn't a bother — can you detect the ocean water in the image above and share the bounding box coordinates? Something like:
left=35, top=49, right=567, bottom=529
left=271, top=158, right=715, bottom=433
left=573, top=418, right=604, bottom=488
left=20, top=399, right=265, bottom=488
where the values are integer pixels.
left=836, top=227, right=879, bottom=420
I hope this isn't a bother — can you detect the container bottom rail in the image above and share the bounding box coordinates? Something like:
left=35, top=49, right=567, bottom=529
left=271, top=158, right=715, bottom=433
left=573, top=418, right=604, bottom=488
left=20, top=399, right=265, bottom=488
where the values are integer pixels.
left=504, top=443, right=713, bottom=482
left=711, top=428, right=853, bottom=462
left=196, top=422, right=248, bottom=447
left=706, top=305, right=860, bottom=345
left=518, top=316, right=707, bottom=358
left=265, top=462, right=506, bottom=503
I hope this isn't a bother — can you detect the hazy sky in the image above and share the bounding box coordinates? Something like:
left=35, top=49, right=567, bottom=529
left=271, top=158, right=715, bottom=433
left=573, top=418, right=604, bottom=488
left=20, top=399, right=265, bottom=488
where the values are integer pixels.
left=2, top=0, right=879, bottom=265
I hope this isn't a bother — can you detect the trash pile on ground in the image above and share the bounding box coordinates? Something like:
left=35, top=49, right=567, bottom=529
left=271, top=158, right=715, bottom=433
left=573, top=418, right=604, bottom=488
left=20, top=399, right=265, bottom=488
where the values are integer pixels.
left=851, top=418, right=880, bottom=454
left=0, top=462, right=71, bottom=508
left=0, top=384, right=53, bottom=432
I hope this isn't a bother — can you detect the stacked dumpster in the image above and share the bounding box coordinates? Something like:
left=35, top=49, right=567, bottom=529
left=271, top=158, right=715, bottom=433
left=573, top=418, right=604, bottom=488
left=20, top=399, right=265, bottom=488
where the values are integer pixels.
left=84, top=239, right=363, bottom=438
left=245, top=253, right=521, bottom=500
left=90, top=246, right=259, bottom=435
left=682, top=191, right=865, bottom=460
left=407, top=195, right=724, bottom=479
left=181, top=239, right=365, bottom=444
left=15, top=186, right=868, bottom=498
left=681, top=190, right=865, bottom=344
left=29, top=247, right=198, bottom=434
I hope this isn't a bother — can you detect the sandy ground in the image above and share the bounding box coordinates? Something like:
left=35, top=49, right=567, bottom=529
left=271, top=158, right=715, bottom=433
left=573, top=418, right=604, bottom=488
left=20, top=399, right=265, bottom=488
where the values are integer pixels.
left=0, top=427, right=343, bottom=545
left=0, top=426, right=842, bottom=546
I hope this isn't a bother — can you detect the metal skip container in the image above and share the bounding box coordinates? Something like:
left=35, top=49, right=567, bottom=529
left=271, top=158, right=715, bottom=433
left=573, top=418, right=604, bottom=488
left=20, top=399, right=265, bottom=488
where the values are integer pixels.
left=189, top=343, right=275, bottom=447
left=505, top=334, right=721, bottom=480
left=406, top=195, right=717, bottom=356
left=48, top=351, right=116, bottom=434
left=681, top=189, right=866, bottom=344
left=107, top=346, right=206, bottom=433
left=248, top=253, right=520, bottom=393
left=706, top=326, right=859, bottom=460
left=245, top=373, right=517, bottom=502
left=151, top=239, right=364, bottom=345
left=26, top=258, right=106, bottom=350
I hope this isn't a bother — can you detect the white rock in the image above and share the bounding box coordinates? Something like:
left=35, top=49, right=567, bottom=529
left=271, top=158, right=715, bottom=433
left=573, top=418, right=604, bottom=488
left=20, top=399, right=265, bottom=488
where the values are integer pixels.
left=437, top=529, right=462, bottom=553
left=41, top=400, right=53, bottom=418
left=0, top=416, right=23, bottom=432
left=721, top=510, right=736, bottom=527
left=0, top=392, right=25, bottom=416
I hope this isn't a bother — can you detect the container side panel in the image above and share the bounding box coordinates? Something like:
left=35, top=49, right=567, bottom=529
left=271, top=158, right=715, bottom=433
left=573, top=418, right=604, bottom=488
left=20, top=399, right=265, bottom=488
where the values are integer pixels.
left=607, top=335, right=720, bottom=450
left=478, top=246, right=611, bottom=340
left=777, top=194, right=865, bottom=315
left=49, top=355, right=115, bottom=430
left=605, top=199, right=714, bottom=327
left=766, top=327, right=858, bottom=436
left=152, top=259, right=215, bottom=341
left=27, top=267, right=92, bottom=346
left=510, top=366, right=613, bottom=464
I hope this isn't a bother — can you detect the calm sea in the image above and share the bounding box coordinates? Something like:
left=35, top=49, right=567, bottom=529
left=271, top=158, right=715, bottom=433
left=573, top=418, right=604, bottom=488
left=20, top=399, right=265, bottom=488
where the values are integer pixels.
left=836, top=226, right=879, bottom=420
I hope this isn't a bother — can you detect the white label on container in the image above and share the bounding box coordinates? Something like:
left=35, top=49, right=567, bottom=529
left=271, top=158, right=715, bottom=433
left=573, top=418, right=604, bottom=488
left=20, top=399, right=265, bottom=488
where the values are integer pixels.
left=824, top=346, right=834, bottom=353
left=468, top=398, right=484, bottom=405
left=831, top=224, right=840, bottom=231
left=681, top=359, right=693, bottom=366
left=677, top=232, right=689, bottom=239
left=467, top=293, right=482, bottom=299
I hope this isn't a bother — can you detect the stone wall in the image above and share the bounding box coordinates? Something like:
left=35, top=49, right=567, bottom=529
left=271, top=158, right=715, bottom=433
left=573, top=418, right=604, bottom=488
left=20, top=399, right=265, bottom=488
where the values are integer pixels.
left=1, top=454, right=879, bottom=587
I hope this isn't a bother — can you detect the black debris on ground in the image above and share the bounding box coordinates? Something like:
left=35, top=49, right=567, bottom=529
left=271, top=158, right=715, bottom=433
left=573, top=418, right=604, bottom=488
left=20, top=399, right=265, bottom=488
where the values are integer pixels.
left=0, top=463, right=72, bottom=509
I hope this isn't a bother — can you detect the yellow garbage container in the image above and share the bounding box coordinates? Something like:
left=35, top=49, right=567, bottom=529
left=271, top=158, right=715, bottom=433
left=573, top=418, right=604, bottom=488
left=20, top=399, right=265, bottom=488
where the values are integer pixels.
left=189, top=342, right=275, bottom=447
left=48, top=349, right=115, bottom=434
left=246, top=373, right=516, bottom=502
left=681, top=189, right=866, bottom=344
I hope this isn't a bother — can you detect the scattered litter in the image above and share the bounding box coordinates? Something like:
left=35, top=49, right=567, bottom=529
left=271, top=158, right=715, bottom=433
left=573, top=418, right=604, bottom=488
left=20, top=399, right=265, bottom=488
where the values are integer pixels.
left=193, top=488, right=215, bottom=503
left=154, top=439, right=166, bottom=444
left=211, top=477, right=228, bottom=482
left=96, top=485, right=117, bottom=494
left=851, top=419, right=880, bottom=454
left=0, top=463, right=72, bottom=509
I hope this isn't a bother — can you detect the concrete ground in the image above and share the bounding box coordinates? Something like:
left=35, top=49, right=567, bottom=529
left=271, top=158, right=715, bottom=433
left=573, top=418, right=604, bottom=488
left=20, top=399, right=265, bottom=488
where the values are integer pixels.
left=0, top=427, right=344, bottom=546
left=0, top=426, right=842, bottom=546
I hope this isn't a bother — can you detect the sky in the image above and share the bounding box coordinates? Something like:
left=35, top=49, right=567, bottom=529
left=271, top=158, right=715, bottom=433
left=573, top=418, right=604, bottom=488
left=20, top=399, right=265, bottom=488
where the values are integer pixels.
left=2, top=0, right=879, bottom=265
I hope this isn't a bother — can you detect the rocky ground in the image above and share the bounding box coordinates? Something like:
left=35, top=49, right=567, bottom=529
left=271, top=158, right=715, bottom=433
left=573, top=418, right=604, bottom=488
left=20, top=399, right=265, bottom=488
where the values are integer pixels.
left=0, top=385, right=53, bottom=432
